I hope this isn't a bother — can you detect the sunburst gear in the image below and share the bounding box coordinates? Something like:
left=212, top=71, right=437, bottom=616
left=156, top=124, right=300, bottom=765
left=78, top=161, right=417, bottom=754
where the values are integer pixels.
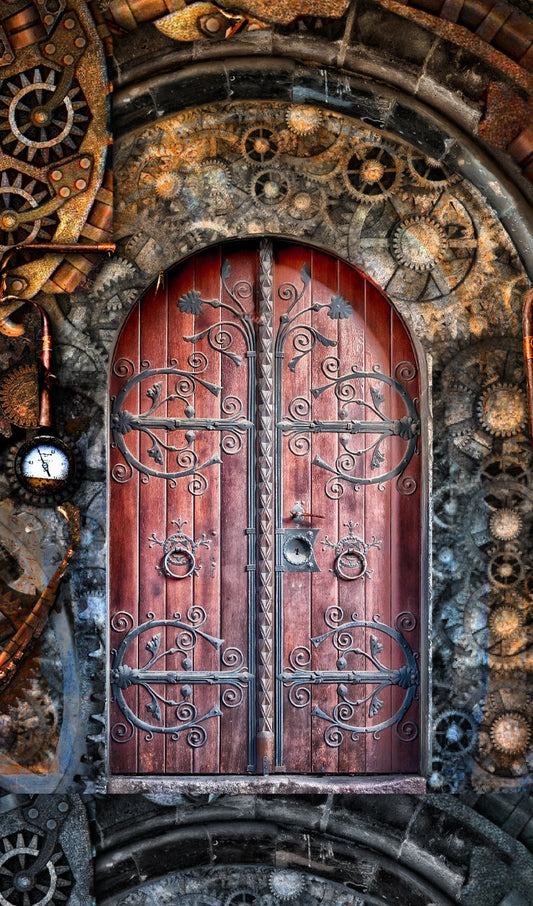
left=0, top=365, right=39, bottom=428
left=269, top=870, right=305, bottom=901
left=477, top=382, right=528, bottom=437
left=489, top=711, right=531, bottom=756
left=0, top=66, right=90, bottom=167
left=0, top=170, right=59, bottom=250
left=0, top=830, right=73, bottom=906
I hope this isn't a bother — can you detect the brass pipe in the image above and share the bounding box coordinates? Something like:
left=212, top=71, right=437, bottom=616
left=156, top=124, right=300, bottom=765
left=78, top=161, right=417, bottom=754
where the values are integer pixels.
left=523, top=287, right=533, bottom=450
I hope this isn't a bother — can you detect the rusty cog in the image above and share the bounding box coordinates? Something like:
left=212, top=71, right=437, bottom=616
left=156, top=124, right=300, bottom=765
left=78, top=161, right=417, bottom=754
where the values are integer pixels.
left=0, top=364, right=39, bottom=427
left=490, top=711, right=531, bottom=755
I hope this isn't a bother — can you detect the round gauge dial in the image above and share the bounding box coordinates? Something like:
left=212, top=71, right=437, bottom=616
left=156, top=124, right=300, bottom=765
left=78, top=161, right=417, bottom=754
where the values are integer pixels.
left=14, top=435, right=76, bottom=497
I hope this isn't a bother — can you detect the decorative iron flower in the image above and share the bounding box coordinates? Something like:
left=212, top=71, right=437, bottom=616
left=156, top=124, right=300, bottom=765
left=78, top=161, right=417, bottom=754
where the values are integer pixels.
left=178, top=290, right=203, bottom=314
left=327, top=294, right=352, bottom=319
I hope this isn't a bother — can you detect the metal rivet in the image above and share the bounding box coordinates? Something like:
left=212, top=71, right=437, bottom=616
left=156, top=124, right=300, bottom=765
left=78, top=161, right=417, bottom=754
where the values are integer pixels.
left=74, top=36, right=86, bottom=48
left=46, top=819, right=57, bottom=830
left=11, top=279, right=24, bottom=292
left=57, top=801, right=69, bottom=813
left=50, top=170, right=62, bottom=181
left=44, top=43, right=55, bottom=54
left=44, top=14, right=54, bottom=25
left=28, top=808, right=39, bottom=819
left=79, top=158, right=91, bottom=169
left=74, top=179, right=87, bottom=191
left=63, top=54, right=74, bottom=65
left=59, top=186, right=71, bottom=198
left=64, top=17, right=75, bottom=28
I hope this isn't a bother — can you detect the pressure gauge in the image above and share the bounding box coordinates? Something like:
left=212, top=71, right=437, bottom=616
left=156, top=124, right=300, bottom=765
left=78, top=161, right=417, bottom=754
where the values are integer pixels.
left=13, top=435, right=76, bottom=500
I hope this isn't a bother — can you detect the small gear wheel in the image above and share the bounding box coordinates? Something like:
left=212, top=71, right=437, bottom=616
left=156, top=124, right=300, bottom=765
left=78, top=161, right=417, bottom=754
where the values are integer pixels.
left=344, top=144, right=402, bottom=201
left=269, top=871, right=305, bottom=901
left=200, top=159, right=232, bottom=202
left=224, top=894, right=257, bottom=906
left=285, top=104, right=323, bottom=135
left=489, top=508, right=522, bottom=541
left=251, top=169, right=290, bottom=206
left=391, top=216, right=447, bottom=272
left=241, top=125, right=280, bottom=164
left=406, top=149, right=456, bottom=191
left=489, top=550, right=522, bottom=588
left=490, top=711, right=531, bottom=755
left=0, top=364, right=39, bottom=427
left=489, top=601, right=524, bottom=640
left=433, top=710, right=476, bottom=755
left=477, top=383, right=527, bottom=437
left=0, top=830, right=73, bottom=906
left=0, top=65, right=90, bottom=167
left=0, top=169, right=59, bottom=250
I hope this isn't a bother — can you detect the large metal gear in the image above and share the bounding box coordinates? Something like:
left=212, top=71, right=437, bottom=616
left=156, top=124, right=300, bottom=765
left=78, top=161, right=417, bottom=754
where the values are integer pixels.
left=0, top=170, right=58, bottom=250
left=0, top=66, right=90, bottom=167
left=0, top=831, right=73, bottom=906
left=433, top=710, right=477, bottom=756
left=343, top=143, right=403, bottom=202
left=476, top=382, right=528, bottom=437
left=241, top=125, right=280, bottom=164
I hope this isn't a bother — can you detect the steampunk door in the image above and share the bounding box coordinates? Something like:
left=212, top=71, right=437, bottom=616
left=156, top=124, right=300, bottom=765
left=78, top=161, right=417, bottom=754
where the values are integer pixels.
left=109, top=241, right=422, bottom=777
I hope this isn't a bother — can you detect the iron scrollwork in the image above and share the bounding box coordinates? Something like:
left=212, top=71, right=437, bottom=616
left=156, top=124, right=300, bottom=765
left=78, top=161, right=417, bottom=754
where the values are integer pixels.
left=148, top=516, right=213, bottom=579
left=279, top=354, right=420, bottom=496
left=110, top=609, right=251, bottom=747
left=281, top=606, right=419, bottom=746
left=111, top=263, right=255, bottom=489
left=322, top=521, right=381, bottom=580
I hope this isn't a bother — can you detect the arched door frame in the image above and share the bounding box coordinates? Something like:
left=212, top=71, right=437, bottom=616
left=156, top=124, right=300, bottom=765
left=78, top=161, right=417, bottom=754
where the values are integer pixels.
left=106, top=236, right=431, bottom=794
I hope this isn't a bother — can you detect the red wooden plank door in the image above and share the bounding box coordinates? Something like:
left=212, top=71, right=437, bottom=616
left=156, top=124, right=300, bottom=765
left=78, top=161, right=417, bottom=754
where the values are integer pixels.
left=109, top=240, right=422, bottom=777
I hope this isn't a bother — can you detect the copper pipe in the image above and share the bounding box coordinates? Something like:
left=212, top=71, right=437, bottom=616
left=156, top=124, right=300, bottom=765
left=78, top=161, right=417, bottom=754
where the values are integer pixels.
left=523, top=288, right=533, bottom=450
left=0, top=504, right=80, bottom=692
left=15, top=243, right=116, bottom=252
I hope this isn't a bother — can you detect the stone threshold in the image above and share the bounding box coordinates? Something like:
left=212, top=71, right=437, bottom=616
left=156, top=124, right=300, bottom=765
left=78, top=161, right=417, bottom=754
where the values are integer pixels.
left=107, top=774, right=427, bottom=794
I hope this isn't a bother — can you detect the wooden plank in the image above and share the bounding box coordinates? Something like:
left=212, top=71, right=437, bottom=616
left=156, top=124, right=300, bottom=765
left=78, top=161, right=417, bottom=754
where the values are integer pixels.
left=109, top=302, right=140, bottom=775
left=188, top=246, right=224, bottom=774
left=363, top=280, right=393, bottom=774
left=136, top=281, right=168, bottom=774
left=165, top=255, right=196, bottom=775
left=218, top=244, right=255, bottom=774
left=276, top=242, right=313, bottom=773
left=390, top=307, right=421, bottom=774
left=336, top=259, right=367, bottom=776
left=309, top=248, right=339, bottom=774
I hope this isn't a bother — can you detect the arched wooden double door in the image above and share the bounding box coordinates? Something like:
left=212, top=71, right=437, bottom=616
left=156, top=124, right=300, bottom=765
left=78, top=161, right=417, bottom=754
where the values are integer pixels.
left=109, top=241, right=422, bottom=777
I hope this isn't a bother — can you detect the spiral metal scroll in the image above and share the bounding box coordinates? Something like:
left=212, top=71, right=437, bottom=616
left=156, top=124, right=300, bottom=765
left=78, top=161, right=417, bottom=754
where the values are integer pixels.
left=281, top=357, right=420, bottom=494
left=110, top=612, right=251, bottom=745
left=281, top=606, right=419, bottom=747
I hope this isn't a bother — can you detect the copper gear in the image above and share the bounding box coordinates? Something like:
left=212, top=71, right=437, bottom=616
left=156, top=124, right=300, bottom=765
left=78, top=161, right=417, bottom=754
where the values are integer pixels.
left=490, top=711, right=531, bottom=755
left=0, top=364, right=39, bottom=427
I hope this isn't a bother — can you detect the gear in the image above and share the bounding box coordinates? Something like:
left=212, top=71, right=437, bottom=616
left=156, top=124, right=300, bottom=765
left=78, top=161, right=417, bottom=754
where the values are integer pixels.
left=200, top=159, right=232, bottom=202
left=251, top=169, right=289, bottom=206
left=285, top=104, right=323, bottom=135
left=407, top=149, right=457, bottom=191
left=0, top=66, right=90, bottom=167
left=433, top=710, right=476, bottom=755
left=490, top=711, right=531, bottom=756
left=489, top=601, right=524, bottom=641
left=269, top=871, right=305, bottom=901
left=489, top=550, right=522, bottom=588
left=0, top=169, right=58, bottom=250
left=477, top=383, right=527, bottom=437
left=344, top=143, right=402, bottom=201
left=0, top=830, right=73, bottom=906
left=241, top=125, right=280, bottom=164
left=489, top=508, right=522, bottom=541
left=0, top=365, right=39, bottom=428
left=391, top=216, right=447, bottom=272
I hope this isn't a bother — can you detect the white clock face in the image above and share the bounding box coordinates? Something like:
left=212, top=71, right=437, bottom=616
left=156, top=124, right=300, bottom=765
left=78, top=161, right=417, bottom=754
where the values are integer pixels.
left=22, top=444, right=70, bottom=481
